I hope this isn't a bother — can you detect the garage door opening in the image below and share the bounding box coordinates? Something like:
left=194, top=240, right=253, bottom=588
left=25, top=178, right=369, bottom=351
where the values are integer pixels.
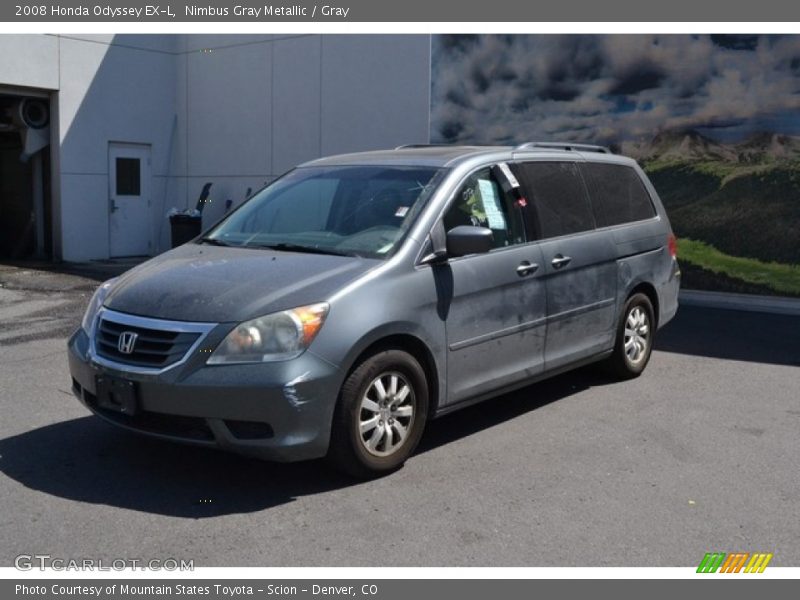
left=0, top=91, right=52, bottom=260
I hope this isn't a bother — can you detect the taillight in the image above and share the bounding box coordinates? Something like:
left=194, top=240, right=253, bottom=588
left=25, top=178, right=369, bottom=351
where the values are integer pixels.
left=668, top=233, right=678, bottom=258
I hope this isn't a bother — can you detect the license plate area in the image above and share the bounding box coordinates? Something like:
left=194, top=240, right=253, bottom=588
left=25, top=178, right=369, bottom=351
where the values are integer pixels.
left=95, top=375, right=138, bottom=416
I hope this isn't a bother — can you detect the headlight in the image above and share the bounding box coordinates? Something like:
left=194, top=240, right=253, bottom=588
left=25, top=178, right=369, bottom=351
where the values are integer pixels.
left=208, top=303, right=329, bottom=364
left=81, top=278, right=118, bottom=335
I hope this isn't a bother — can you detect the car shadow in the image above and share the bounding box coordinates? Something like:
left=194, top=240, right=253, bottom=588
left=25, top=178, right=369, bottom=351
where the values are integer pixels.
left=0, top=416, right=348, bottom=518
left=0, top=366, right=608, bottom=518
left=654, top=304, right=800, bottom=366
left=417, top=365, right=609, bottom=453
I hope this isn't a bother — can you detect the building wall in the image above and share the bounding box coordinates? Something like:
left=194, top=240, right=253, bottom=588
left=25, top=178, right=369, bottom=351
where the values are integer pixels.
left=58, top=35, right=181, bottom=261
left=0, top=35, right=59, bottom=90
left=179, top=34, right=432, bottom=241
left=0, top=34, right=433, bottom=261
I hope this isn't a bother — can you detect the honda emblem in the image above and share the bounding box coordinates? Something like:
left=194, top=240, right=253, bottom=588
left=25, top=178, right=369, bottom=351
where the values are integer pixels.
left=118, top=331, right=138, bottom=354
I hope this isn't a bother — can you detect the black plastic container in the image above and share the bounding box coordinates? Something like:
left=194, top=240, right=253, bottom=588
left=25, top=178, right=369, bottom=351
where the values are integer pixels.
left=169, top=214, right=202, bottom=248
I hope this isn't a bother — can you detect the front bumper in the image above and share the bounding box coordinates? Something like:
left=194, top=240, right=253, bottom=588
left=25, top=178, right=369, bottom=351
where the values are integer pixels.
left=67, top=327, right=342, bottom=462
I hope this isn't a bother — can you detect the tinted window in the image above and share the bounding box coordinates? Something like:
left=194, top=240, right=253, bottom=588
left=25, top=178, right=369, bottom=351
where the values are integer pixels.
left=443, top=167, right=526, bottom=249
left=514, top=161, right=594, bottom=239
left=581, top=163, right=656, bottom=226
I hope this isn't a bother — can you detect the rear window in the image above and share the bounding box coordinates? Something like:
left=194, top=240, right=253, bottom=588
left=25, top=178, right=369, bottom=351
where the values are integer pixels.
left=581, top=163, right=656, bottom=227
left=513, top=161, right=595, bottom=239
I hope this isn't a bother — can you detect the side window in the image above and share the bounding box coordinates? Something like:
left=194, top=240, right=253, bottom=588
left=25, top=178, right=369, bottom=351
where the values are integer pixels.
left=513, top=161, right=595, bottom=239
left=442, top=167, right=526, bottom=249
left=581, top=163, right=656, bottom=227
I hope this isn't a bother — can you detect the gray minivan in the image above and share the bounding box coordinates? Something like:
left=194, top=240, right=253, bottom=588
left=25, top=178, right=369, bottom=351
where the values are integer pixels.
left=68, top=143, right=680, bottom=477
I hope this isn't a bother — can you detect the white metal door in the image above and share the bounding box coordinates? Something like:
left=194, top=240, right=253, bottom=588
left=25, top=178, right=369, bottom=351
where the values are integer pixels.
left=109, top=143, right=151, bottom=257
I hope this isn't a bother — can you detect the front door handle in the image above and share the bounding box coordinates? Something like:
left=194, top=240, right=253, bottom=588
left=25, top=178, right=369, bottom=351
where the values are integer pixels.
left=551, top=254, right=572, bottom=269
left=516, top=261, right=539, bottom=276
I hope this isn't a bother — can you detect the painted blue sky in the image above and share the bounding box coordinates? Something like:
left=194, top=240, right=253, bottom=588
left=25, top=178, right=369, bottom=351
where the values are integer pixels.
left=431, top=35, right=800, bottom=145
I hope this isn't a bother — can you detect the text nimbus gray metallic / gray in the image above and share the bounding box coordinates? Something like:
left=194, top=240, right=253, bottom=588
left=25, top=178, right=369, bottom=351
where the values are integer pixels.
left=185, top=4, right=350, bottom=18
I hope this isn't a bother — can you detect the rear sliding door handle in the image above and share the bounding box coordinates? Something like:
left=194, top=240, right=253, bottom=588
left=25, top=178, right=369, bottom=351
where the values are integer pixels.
left=516, top=261, right=539, bottom=276
left=551, top=254, right=572, bottom=269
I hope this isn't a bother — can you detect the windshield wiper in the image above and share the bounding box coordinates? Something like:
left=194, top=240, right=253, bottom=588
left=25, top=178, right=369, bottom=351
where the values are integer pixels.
left=252, top=242, right=358, bottom=257
left=197, top=237, right=235, bottom=247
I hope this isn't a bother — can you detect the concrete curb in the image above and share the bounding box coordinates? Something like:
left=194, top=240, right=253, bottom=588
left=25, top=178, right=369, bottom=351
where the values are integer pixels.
left=679, top=289, right=800, bottom=316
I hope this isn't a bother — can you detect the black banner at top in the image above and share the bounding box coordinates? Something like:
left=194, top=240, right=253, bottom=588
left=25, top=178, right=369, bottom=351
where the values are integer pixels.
left=2, top=0, right=800, bottom=22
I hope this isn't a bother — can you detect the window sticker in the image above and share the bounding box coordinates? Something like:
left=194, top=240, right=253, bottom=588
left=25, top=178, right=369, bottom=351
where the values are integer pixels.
left=395, top=206, right=409, bottom=218
left=377, top=243, right=393, bottom=254
left=478, top=180, right=507, bottom=230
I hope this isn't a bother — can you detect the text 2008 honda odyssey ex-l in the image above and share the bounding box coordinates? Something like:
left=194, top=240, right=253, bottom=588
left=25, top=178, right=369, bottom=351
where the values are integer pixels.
left=68, top=143, right=679, bottom=477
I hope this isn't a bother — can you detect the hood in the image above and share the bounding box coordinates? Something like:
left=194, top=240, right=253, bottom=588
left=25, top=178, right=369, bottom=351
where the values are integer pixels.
left=104, top=243, right=378, bottom=323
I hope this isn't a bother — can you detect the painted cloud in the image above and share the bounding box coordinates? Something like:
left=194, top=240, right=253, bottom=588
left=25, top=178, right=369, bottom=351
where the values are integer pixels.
left=430, top=35, right=800, bottom=146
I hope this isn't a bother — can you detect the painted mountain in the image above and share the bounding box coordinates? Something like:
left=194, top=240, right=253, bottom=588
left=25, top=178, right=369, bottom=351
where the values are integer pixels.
left=628, top=131, right=800, bottom=296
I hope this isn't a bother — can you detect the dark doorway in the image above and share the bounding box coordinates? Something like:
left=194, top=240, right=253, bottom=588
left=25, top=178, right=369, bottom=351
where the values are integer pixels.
left=0, top=92, right=52, bottom=259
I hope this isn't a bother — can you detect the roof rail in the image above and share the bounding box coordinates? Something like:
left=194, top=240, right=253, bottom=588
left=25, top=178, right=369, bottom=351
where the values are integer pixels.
left=514, top=142, right=611, bottom=154
left=394, top=143, right=455, bottom=150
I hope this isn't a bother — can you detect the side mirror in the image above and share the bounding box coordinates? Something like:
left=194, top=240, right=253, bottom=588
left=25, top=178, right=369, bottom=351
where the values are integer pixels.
left=446, top=225, right=493, bottom=258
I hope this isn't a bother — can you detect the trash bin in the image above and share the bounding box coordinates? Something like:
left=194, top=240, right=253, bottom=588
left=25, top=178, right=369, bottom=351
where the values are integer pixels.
left=169, top=214, right=202, bottom=248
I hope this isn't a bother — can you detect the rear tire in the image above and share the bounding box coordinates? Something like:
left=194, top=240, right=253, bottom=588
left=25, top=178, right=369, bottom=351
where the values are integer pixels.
left=604, top=293, right=655, bottom=379
left=327, top=350, right=428, bottom=479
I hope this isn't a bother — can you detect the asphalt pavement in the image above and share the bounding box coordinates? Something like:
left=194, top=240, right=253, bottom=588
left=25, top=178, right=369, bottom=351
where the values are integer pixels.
left=0, top=262, right=798, bottom=567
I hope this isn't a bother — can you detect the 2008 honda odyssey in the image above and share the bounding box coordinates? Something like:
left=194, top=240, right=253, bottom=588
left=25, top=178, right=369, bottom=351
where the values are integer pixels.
left=68, top=143, right=680, bottom=477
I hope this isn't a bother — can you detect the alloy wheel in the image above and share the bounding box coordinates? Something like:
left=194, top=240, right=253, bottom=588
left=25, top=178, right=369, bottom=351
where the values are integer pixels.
left=624, top=305, right=650, bottom=365
left=358, top=371, right=415, bottom=457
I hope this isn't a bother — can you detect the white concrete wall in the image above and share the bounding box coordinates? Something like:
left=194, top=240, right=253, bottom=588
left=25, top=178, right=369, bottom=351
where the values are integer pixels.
left=0, top=34, right=432, bottom=261
left=0, top=35, right=59, bottom=90
left=181, top=34, right=433, bottom=234
left=57, top=35, right=180, bottom=261
left=180, top=34, right=274, bottom=238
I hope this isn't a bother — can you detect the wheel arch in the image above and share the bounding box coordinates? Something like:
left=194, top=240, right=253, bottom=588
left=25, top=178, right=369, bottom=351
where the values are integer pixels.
left=342, top=332, right=441, bottom=419
left=627, top=281, right=660, bottom=328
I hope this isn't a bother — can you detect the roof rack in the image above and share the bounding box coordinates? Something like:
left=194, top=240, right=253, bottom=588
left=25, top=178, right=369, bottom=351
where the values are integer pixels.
left=514, top=142, right=611, bottom=154
left=394, top=143, right=456, bottom=150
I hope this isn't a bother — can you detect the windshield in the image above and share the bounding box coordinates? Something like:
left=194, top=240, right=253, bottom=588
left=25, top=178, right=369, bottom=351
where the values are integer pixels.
left=203, top=165, right=445, bottom=259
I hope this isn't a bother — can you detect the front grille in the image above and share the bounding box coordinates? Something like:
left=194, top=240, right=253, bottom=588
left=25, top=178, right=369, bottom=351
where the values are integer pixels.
left=95, top=318, right=201, bottom=368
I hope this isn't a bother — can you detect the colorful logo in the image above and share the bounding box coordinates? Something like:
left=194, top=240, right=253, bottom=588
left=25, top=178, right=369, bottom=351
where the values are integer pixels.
left=697, top=552, right=773, bottom=573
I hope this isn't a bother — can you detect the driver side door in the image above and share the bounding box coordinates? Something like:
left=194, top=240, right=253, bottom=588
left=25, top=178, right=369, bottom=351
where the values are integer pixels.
left=439, top=166, right=547, bottom=405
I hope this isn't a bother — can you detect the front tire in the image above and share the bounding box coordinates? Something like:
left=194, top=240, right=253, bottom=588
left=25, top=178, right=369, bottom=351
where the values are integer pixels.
left=604, top=293, right=655, bottom=379
left=327, top=350, right=429, bottom=478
